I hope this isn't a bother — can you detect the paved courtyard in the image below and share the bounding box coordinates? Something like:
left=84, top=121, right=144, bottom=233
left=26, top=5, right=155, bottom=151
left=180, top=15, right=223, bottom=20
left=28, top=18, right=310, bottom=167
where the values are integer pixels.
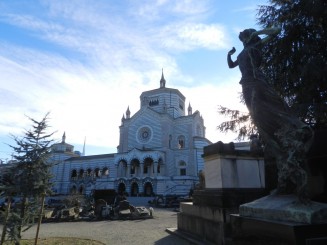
left=19, top=198, right=193, bottom=245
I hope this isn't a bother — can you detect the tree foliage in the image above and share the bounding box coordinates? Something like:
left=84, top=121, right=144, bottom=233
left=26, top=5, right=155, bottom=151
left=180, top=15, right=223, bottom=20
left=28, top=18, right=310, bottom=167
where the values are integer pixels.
left=218, top=0, right=327, bottom=137
left=217, top=106, right=256, bottom=141
left=258, top=0, right=327, bottom=128
left=10, top=114, right=54, bottom=197
left=0, top=113, right=55, bottom=244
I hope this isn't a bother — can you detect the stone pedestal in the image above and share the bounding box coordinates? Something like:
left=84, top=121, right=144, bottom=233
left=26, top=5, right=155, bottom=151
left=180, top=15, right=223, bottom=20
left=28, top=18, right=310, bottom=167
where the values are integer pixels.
left=178, top=188, right=267, bottom=244
left=192, top=188, right=266, bottom=208
left=176, top=141, right=266, bottom=245
left=230, top=194, right=327, bottom=244
left=240, top=194, right=327, bottom=224
left=178, top=201, right=232, bottom=244
left=230, top=214, right=327, bottom=245
left=204, top=153, right=265, bottom=189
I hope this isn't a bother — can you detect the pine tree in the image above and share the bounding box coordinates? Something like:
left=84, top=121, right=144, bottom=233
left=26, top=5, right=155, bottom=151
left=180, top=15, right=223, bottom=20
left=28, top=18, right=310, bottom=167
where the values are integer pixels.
left=258, top=0, right=327, bottom=128
left=0, top=113, right=55, bottom=245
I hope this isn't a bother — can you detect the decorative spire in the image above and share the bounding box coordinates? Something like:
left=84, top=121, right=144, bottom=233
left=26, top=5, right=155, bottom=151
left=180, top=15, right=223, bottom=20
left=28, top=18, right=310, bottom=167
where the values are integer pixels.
left=62, top=132, right=66, bottom=143
left=82, top=137, right=86, bottom=156
left=121, top=114, right=125, bottom=124
left=188, top=102, right=192, bottom=115
left=126, top=106, right=130, bottom=119
left=160, top=68, right=166, bottom=88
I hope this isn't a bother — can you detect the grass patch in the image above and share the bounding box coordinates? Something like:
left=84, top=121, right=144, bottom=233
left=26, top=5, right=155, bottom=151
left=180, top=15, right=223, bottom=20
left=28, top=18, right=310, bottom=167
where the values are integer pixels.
left=3, top=237, right=105, bottom=245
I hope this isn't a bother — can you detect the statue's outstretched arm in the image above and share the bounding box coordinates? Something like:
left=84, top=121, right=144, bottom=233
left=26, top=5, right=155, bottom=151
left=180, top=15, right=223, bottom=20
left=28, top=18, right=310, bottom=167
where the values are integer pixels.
left=227, top=47, right=238, bottom=68
left=255, top=26, right=281, bottom=36
left=252, top=26, right=281, bottom=44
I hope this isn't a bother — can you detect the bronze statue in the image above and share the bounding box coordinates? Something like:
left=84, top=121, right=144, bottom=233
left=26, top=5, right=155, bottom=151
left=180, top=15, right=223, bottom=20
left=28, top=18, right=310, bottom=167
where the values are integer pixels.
left=227, top=27, right=313, bottom=202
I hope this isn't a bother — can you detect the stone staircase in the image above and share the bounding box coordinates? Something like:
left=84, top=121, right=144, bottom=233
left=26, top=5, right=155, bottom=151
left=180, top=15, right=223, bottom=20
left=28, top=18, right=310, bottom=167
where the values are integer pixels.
left=163, top=183, right=190, bottom=196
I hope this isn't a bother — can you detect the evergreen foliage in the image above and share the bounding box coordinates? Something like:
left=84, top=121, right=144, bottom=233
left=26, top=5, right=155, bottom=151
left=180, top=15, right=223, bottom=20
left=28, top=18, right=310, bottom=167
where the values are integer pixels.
left=258, top=0, right=327, bottom=128
left=217, top=106, right=255, bottom=141
left=0, top=113, right=55, bottom=244
left=218, top=0, right=327, bottom=138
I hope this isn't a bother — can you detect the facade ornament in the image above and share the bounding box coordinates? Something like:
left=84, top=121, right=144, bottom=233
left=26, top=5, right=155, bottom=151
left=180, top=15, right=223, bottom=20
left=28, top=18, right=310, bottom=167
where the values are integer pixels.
left=126, top=106, right=130, bottom=119
left=160, top=68, right=166, bottom=88
left=188, top=103, right=192, bottom=115
left=62, top=132, right=66, bottom=143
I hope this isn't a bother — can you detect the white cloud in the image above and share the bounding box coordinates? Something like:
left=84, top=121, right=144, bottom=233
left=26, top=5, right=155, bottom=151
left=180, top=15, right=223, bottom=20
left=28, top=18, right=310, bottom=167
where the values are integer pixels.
left=180, top=76, right=248, bottom=143
left=132, top=0, right=211, bottom=21
left=159, top=23, right=228, bottom=51
left=0, top=0, right=261, bottom=160
left=1, top=14, right=63, bottom=32
left=170, top=0, right=211, bottom=15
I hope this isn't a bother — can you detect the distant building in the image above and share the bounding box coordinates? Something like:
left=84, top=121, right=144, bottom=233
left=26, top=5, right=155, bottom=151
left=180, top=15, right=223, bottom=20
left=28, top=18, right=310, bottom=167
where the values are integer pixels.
left=50, top=71, right=212, bottom=197
left=0, top=72, right=252, bottom=197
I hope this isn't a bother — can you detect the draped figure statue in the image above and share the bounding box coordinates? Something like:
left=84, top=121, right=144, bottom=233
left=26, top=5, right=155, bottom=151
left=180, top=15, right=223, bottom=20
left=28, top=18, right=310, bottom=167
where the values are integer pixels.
left=227, top=27, right=313, bottom=202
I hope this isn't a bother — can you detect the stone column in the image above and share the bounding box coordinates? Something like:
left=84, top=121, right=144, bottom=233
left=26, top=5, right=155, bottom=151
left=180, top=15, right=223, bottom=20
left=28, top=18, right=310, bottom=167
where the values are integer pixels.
left=154, top=161, right=158, bottom=177
left=147, top=166, right=150, bottom=177
left=127, top=164, right=131, bottom=178
left=116, top=164, right=120, bottom=177
left=140, top=163, right=144, bottom=178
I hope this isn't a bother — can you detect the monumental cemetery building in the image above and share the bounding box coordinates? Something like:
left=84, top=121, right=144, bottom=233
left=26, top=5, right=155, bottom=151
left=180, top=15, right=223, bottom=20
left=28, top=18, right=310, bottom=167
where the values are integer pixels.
left=49, top=72, right=212, bottom=197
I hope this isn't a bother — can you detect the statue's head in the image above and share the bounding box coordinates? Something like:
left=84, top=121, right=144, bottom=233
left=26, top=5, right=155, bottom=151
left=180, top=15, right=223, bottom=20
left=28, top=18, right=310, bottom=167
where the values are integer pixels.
left=239, top=28, right=261, bottom=45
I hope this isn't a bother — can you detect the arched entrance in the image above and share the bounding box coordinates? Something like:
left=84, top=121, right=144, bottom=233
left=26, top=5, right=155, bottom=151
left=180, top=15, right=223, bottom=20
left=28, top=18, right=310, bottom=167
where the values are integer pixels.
left=70, top=185, right=77, bottom=194
left=118, top=182, right=126, bottom=194
left=131, top=182, right=139, bottom=197
left=144, top=182, right=153, bottom=196
left=79, top=185, right=84, bottom=194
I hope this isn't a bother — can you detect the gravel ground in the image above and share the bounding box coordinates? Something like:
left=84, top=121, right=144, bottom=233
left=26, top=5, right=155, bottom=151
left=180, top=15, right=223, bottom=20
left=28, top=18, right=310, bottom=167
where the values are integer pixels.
left=18, top=207, right=192, bottom=245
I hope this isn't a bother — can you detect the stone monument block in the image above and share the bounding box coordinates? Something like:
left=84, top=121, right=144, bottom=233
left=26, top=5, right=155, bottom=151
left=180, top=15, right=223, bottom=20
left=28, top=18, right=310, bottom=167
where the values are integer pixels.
left=239, top=194, right=327, bottom=224
left=230, top=192, right=327, bottom=244
left=205, top=154, right=265, bottom=189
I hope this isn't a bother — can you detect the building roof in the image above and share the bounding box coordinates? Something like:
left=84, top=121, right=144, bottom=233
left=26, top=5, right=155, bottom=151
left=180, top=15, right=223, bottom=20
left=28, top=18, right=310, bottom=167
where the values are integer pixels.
left=65, top=153, right=114, bottom=161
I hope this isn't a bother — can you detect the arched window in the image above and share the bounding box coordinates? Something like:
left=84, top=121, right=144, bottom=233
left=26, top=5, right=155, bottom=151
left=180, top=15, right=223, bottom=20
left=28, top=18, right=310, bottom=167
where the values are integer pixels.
left=130, top=159, right=140, bottom=175
left=131, top=164, right=136, bottom=175
left=179, top=161, right=187, bottom=176
left=78, top=169, right=85, bottom=179
left=102, top=167, right=109, bottom=176
left=94, top=168, right=101, bottom=177
left=178, top=135, right=185, bottom=149
left=143, top=157, right=153, bottom=174
left=86, top=168, right=92, bottom=177
left=71, top=169, right=77, bottom=180
left=118, top=160, right=127, bottom=177
left=196, top=124, right=202, bottom=136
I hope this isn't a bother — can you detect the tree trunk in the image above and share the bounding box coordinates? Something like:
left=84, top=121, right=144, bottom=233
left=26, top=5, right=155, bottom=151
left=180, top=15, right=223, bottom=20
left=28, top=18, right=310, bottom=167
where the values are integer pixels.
left=34, top=194, right=45, bottom=245
left=0, top=197, right=12, bottom=245
left=17, top=196, right=27, bottom=244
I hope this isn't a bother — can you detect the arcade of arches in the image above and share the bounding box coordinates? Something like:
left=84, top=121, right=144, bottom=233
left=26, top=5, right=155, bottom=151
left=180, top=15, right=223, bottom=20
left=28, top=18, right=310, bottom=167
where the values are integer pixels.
left=117, top=156, right=163, bottom=179
left=68, top=154, right=164, bottom=196
left=117, top=180, right=154, bottom=197
left=115, top=155, right=162, bottom=196
left=71, top=167, right=109, bottom=180
left=69, top=167, right=109, bottom=195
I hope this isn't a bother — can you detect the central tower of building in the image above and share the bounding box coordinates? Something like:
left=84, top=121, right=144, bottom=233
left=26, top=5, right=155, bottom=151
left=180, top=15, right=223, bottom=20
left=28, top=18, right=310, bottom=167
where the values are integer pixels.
left=115, top=71, right=211, bottom=196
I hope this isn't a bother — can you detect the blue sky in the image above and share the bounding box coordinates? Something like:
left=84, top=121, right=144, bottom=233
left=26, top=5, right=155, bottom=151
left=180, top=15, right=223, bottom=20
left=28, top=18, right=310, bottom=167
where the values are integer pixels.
left=0, top=0, right=268, bottom=161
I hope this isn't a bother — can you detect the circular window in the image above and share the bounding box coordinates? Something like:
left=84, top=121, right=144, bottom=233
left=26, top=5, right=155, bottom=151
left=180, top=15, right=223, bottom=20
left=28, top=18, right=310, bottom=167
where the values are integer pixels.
left=137, top=126, right=152, bottom=143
